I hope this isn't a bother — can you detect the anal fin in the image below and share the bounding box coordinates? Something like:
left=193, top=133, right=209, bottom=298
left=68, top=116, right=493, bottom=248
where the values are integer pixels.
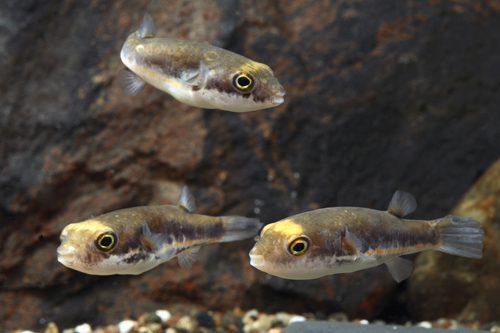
left=118, top=70, right=146, bottom=96
left=385, top=256, right=414, bottom=283
left=177, top=246, right=201, bottom=270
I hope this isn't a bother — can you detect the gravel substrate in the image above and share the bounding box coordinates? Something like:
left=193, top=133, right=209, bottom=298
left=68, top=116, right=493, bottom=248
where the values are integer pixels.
left=10, top=308, right=500, bottom=333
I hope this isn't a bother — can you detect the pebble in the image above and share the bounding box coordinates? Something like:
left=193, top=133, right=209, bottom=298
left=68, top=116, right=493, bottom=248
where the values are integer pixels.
left=100, top=325, right=119, bottom=333
left=220, top=310, right=244, bottom=331
left=118, top=320, right=137, bottom=333
left=74, top=324, right=92, bottom=333
left=268, top=328, right=283, bottom=333
left=175, top=315, right=197, bottom=332
left=137, top=327, right=152, bottom=333
left=243, top=309, right=259, bottom=325
left=288, top=316, right=306, bottom=324
left=196, top=310, right=214, bottom=328
left=434, top=318, right=460, bottom=329
left=145, top=323, right=162, bottom=332
left=45, top=322, right=59, bottom=333
left=245, top=314, right=274, bottom=333
left=416, top=321, right=432, bottom=329
left=139, top=312, right=161, bottom=324
left=275, top=312, right=293, bottom=326
left=13, top=308, right=487, bottom=333
left=327, top=312, right=349, bottom=322
left=155, top=310, right=171, bottom=323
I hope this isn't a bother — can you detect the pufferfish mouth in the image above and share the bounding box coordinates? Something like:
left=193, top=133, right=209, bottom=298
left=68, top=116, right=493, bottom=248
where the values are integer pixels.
left=57, top=245, right=76, bottom=264
left=272, top=91, right=286, bottom=105
left=249, top=253, right=265, bottom=267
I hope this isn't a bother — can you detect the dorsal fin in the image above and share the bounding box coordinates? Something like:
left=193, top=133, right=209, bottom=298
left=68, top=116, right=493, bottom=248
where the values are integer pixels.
left=138, top=13, right=155, bottom=38
left=177, top=186, right=196, bottom=212
left=387, top=191, right=417, bottom=218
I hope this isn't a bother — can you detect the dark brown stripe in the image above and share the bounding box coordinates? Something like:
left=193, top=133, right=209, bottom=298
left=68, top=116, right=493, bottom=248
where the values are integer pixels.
left=134, top=49, right=274, bottom=103
left=94, top=206, right=225, bottom=258
left=289, top=208, right=441, bottom=263
left=139, top=54, right=200, bottom=80
left=122, top=252, right=150, bottom=264
left=361, top=221, right=439, bottom=252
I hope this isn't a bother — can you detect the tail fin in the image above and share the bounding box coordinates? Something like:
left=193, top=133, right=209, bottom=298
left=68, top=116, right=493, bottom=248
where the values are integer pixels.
left=435, top=215, right=484, bottom=259
left=220, top=216, right=262, bottom=242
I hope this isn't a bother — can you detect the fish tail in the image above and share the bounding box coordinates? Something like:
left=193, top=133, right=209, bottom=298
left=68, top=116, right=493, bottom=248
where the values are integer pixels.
left=219, top=216, right=263, bottom=242
left=434, top=215, right=484, bottom=259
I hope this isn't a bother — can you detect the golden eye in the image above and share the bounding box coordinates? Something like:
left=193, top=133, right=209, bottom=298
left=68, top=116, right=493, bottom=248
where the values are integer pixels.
left=288, top=237, right=311, bottom=256
left=232, top=72, right=255, bottom=93
left=95, top=231, right=117, bottom=252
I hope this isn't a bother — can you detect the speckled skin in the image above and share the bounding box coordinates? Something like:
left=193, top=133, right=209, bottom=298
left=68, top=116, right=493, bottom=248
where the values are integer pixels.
left=120, top=26, right=285, bottom=112
left=250, top=207, right=441, bottom=280
left=58, top=205, right=243, bottom=275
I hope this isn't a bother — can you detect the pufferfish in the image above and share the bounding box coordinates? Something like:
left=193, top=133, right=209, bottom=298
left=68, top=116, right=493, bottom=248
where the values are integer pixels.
left=249, top=191, right=483, bottom=282
left=57, top=187, right=262, bottom=275
left=118, top=13, right=286, bottom=112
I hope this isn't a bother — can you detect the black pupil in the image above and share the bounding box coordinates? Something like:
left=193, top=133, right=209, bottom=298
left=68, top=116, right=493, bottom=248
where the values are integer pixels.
left=100, top=235, right=112, bottom=247
left=237, top=76, right=251, bottom=87
left=293, top=242, right=305, bottom=252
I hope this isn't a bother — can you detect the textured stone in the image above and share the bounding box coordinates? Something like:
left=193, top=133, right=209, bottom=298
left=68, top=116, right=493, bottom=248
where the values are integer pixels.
left=408, top=158, right=500, bottom=323
left=1, top=0, right=500, bottom=331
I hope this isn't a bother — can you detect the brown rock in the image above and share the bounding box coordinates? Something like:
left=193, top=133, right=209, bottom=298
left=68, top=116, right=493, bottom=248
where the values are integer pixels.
left=408, top=158, right=500, bottom=323
left=2, top=0, right=500, bottom=331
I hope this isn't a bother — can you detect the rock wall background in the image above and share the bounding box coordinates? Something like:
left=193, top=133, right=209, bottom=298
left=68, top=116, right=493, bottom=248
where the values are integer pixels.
left=1, top=0, right=500, bottom=331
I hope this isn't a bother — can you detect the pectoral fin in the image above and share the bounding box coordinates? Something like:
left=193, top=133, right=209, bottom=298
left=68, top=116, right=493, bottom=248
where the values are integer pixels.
left=344, top=226, right=362, bottom=252
left=343, top=227, right=376, bottom=262
left=181, top=61, right=208, bottom=88
left=385, top=256, right=414, bottom=283
left=177, top=247, right=201, bottom=269
left=140, top=234, right=155, bottom=253
left=117, top=70, right=146, bottom=96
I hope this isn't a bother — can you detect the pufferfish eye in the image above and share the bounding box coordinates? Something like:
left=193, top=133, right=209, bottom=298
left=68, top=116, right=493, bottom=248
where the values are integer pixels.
left=232, top=72, right=255, bottom=93
left=95, top=231, right=118, bottom=252
left=288, top=236, right=311, bottom=256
